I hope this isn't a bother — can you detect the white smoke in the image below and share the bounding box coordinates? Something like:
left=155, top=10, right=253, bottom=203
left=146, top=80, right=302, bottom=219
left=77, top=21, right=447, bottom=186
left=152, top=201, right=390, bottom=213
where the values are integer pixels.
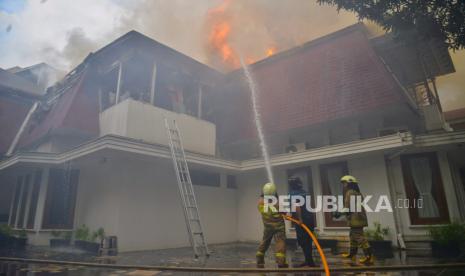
left=0, top=0, right=463, bottom=109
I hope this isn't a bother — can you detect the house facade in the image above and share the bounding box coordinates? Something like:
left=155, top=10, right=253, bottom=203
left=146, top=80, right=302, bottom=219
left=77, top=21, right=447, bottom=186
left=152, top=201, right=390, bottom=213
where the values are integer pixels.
left=1, top=24, right=464, bottom=253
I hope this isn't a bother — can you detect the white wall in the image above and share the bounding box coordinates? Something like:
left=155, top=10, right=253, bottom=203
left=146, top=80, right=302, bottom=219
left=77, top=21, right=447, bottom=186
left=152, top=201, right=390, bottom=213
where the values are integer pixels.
left=100, top=99, right=216, bottom=156
left=349, top=154, right=398, bottom=242
left=75, top=155, right=237, bottom=252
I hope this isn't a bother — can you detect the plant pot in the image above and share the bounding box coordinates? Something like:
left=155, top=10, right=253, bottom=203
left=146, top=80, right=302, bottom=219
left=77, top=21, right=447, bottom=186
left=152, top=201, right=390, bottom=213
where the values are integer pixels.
left=75, top=240, right=100, bottom=255
left=369, top=240, right=393, bottom=258
left=431, top=241, right=462, bottom=258
left=317, top=239, right=338, bottom=254
left=50, top=239, right=71, bottom=248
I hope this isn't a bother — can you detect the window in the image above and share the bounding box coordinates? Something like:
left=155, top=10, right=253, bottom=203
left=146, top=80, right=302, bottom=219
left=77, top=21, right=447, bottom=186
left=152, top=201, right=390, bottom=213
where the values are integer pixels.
left=8, top=170, right=42, bottom=229
left=27, top=170, right=42, bottom=229
left=226, top=175, right=237, bottom=189
left=190, top=170, right=220, bottom=187
left=401, top=152, right=449, bottom=225
left=16, top=174, right=31, bottom=228
left=287, top=167, right=317, bottom=227
left=42, top=168, right=79, bottom=229
left=9, top=176, right=22, bottom=227
left=320, top=162, right=348, bottom=227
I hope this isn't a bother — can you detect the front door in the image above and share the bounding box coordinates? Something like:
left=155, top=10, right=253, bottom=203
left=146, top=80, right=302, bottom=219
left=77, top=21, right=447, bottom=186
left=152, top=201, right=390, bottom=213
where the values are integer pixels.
left=287, top=166, right=317, bottom=227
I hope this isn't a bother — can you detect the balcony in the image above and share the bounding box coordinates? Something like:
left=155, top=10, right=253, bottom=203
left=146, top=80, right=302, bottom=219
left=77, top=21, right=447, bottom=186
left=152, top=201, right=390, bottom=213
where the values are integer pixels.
left=99, top=99, right=216, bottom=156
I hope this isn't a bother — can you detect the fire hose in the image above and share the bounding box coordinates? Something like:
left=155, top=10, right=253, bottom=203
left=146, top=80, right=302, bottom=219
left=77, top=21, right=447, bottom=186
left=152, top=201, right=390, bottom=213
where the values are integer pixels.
left=282, top=214, right=330, bottom=276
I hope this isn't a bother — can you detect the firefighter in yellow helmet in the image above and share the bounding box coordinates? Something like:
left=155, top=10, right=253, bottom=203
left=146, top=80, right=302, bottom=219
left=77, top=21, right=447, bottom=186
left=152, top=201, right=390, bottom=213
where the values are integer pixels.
left=336, top=175, right=374, bottom=265
left=256, top=183, right=288, bottom=268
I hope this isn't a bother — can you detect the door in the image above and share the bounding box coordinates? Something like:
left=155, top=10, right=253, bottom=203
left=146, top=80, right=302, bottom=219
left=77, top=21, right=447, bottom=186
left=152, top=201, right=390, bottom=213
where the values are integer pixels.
left=287, top=166, right=317, bottom=227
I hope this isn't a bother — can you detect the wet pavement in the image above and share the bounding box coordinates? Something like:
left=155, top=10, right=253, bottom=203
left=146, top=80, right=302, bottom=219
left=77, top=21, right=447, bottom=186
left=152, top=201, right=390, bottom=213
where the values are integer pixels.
left=1, top=242, right=465, bottom=275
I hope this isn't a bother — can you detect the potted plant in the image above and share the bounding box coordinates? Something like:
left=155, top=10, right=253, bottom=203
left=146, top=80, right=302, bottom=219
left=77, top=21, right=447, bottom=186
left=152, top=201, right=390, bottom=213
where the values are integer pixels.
left=14, top=229, right=27, bottom=250
left=11, top=229, right=28, bottom=250
left=365, top=222, right=393, bottom=258
left=0, top=224, right=14, bottom=248
left=74, top=225, right=104, bottom=255
left=429, top=222, right=465, bottom=258
left=50, top=230, right=72, bottom=248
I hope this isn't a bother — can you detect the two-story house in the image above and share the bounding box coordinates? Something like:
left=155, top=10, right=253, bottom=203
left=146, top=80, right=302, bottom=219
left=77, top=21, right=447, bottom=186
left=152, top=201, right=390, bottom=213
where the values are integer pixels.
left=1, top=23, right=464, bottom=253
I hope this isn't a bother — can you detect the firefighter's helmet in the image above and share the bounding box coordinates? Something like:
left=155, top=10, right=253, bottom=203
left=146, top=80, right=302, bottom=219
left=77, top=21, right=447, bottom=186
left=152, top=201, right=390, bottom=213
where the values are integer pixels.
left=263, top=183, right=277, bottom=195
left=340, top=175, right=357, bottom=183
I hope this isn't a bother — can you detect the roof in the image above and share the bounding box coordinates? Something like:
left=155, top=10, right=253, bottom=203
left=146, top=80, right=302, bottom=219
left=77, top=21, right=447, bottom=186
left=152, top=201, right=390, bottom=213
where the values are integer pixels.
left=15, top=30, right=223, bottom=150
left=371, top=34, right=455, bottom=85
left=0, top=68, right=42, bottom=97
left=89, top=30, right=223, bottom=86
left=218, top=24, right=406, bottom=142
left=18, top=69, right=99, bottom=149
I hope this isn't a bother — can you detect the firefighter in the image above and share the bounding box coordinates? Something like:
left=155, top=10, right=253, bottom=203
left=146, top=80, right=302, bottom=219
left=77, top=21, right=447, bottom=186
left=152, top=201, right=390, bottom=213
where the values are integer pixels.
left=336, top=175, right=374, bottom=265
left=288, top=176, right=316, bottom=267
left=256, top=183, right=288, bottom=268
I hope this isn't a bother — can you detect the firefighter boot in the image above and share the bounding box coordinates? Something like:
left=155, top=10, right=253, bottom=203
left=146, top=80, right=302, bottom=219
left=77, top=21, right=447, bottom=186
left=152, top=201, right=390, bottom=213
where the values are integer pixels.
left=341, top=247, right=357, bottom=264
left=359, top=247, right=375, bottom=265
left=276, top=253, right=289, bottom=268
left=256, top=252, right=265, bottom=268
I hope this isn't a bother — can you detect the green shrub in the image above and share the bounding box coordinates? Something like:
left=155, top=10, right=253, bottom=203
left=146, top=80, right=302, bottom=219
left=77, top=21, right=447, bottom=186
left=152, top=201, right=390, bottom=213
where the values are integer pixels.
left=75, top=225, right=105, bottom=242
left=75, top=224, right=90, bottom=241
left=365, top=222, right=390, bottom=241
left=0, top=225, right=13, bottom=237
left=16, top=229, right=27, bottom=239
left=429, top=222, right=465, bottom=245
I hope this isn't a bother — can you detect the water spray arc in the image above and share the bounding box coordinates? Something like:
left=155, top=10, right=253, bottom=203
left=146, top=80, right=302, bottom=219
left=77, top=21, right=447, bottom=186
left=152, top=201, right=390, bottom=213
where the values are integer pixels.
left=240, top=58, right=274, bottom=184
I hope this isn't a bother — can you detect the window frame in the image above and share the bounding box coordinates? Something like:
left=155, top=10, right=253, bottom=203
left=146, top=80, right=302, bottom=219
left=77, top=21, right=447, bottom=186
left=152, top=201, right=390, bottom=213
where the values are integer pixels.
left=42, top=168, right=79, bottom=230
left=320, top=161, right=349, bottom=227
left=401, top=152, right=450, bottom=225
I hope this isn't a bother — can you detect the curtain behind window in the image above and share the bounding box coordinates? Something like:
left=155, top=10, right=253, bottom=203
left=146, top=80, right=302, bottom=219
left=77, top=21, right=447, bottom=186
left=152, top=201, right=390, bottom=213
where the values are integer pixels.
left=409, top=157, right=440, bottom=218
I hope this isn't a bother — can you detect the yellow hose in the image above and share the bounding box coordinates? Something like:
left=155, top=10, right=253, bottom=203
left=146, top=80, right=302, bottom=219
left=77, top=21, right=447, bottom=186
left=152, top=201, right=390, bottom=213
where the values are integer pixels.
left=283, top=215, right=330, bottom=276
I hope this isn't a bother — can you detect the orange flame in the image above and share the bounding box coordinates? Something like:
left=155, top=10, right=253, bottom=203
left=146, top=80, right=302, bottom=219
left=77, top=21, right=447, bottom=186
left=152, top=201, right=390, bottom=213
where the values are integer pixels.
left=207, top=0, right=239, bottom=69
left=206, top=1, right=278, bottom=70
left=266, top=46, right=276, bottom=57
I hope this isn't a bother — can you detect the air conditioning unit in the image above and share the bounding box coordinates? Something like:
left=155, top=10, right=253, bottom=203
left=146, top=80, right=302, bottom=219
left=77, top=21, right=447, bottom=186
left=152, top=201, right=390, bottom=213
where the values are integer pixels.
left=284, top=142, right=307, bottom=153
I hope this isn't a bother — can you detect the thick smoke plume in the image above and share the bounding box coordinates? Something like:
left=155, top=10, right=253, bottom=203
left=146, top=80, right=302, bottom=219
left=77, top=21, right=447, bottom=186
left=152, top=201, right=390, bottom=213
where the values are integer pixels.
left=0, top=0, right=463, bottom=109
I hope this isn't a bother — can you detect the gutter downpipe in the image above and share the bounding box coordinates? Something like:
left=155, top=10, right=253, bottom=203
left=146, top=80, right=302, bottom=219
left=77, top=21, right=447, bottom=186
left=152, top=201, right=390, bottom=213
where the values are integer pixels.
left=6, top=101, right=39, bottom=156
left=386, top=147, right=409, bottom=250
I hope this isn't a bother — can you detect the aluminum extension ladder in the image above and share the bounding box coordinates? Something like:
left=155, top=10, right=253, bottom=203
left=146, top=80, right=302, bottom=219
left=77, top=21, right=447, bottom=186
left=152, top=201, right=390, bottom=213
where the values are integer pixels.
left=164, top=118, right=210, bottom=258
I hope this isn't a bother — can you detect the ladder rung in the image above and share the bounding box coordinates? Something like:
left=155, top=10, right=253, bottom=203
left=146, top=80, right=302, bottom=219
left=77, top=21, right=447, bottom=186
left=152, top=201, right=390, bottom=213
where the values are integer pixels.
left=165, top=118, right=209, bottom=257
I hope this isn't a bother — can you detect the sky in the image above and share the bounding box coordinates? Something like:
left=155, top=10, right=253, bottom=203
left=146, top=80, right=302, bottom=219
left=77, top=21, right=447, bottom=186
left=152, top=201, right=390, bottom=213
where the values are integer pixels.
left=0, top=0, right=463, bottom=111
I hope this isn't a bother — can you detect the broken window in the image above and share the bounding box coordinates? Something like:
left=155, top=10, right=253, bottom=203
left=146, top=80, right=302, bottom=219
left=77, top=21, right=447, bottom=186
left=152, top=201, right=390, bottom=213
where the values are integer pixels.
left=99, top=66, right=119, bottom=112
left=119, top=53, right=153, bottom=104
left=99, top=53, right=155, bottom=111
left=154, top=64, right=202, bottom=117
